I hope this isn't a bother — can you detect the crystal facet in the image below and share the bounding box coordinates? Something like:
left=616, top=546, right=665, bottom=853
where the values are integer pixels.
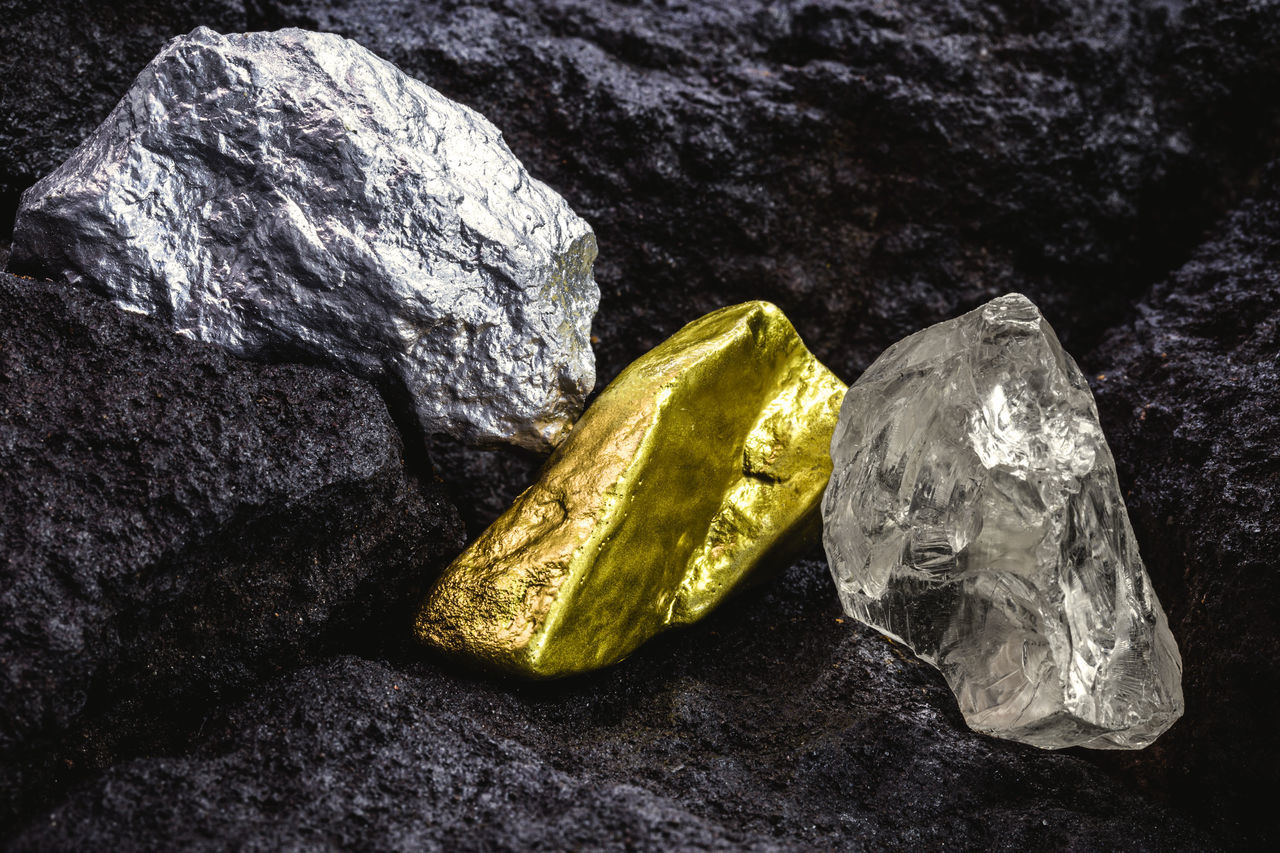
left=822, top=293, right=1183, bottom=749
left=7, top=27, right=598, bottom=451
left=417, top=301, right=846, bottom=677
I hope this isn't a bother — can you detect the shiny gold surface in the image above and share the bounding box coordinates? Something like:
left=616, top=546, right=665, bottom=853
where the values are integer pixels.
left=415, top=302, right=847, bottom=677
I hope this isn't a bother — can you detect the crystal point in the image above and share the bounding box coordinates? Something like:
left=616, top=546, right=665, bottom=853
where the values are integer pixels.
left=822, top=293, right=1183, bottom=749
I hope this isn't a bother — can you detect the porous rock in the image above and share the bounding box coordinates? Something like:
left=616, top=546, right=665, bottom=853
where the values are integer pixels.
left=0, top=272, right=464, bottom=828
left=4, top=0, right=1280, bottom=847
left=244, top=0, right=1280, bottom=383
left=9, top=563, right=1210, bottom=850
left=221, top=0, right=1280, bottom=534
left=8, top=25, right=599, bottom=451
left=0, top=0, right=248, bottom=233
left=8, top=1, right=1279, bottom=387
left=1088, top=162, right=1280, bottom=848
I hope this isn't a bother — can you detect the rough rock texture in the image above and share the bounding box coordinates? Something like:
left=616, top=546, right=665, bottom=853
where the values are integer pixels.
left=232, top=0, right=1280, bottom=538
left=0, top=272, right=464, bottom=828
left=176, top=0, right=1280, bottom=382
left=9, top=1, right=1280, bottom=387
left=824, top=293, right=1182, bottom=750
left=6, top=0, right=1280, bottom=514
left=0, top=1, right=248, bottom=235
left=3, top=0, right=1280, bottom=848
left=8, top=25, right=599, bottom=451
left=1087, top=164, right=1280, bottom=848
left=10, top=563, right=1211, bottom=851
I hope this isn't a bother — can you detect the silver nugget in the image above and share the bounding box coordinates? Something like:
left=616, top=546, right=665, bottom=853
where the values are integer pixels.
left=822, top=294, right=1183, bottom=749
left=8, top=27, right=599, bottom=450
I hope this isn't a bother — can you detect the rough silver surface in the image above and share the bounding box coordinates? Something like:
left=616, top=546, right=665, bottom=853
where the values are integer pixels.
left=7, top=26, right=599, bottom=451
left=822, top=293, right=1183, bottom=749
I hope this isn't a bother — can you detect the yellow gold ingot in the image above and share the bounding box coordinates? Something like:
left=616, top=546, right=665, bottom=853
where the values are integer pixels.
left=414, top=302, right=847, bottom=677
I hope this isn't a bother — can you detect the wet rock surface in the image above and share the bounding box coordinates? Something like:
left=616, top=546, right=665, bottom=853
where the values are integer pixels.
left=1, top=0, right=1278, bottom=848
left=0, top=271, right=464, bottom=828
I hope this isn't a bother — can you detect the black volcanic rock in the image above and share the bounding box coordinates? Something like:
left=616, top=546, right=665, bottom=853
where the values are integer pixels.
left=1087, top=163, right=1280, bottom=849
left=236, top=0, right=1280, bottom=523
left=0, top=0, right=246, bottom=234
left=3, top=0, right=1280, bottom=848
left=243, top=0, right=1280, bottom=382
left=9, top=562, right=1211, bottom=851
left=7, top=1, right=1280, bottom=384
left=0, top=272, right=464, bottom=828
left=5, top=2, right=1280, bottom=522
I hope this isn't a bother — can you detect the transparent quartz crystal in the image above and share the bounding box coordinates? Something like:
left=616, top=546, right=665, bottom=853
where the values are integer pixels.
left=822, top=294, right=1183, bottom=749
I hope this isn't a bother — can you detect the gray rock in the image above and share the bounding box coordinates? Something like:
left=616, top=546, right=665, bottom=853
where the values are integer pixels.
left=823, top=294, right=1183, bottom=750
left=7, top=25, right=599, bottom=451
left=0, top=271, right=464, bottom=828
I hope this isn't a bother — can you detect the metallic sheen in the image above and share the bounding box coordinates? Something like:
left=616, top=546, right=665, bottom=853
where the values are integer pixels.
left=822, top=293, right=1183, bottom=749
left=416, top=302, right=846, bottom=677
left=7, top=27, right=599, bottom=450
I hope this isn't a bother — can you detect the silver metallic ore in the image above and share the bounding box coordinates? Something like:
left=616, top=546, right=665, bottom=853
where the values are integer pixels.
left=8, top=27, right=599, bottom=450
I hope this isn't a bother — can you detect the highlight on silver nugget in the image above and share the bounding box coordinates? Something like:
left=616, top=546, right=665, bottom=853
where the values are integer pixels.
left=7, top=26, right=599, bottom=451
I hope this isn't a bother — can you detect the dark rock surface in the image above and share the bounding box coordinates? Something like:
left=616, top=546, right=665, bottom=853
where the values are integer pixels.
left=250, top=0, right=1280, bottom=533
left=0, top=0, right=246, bottom=235
left=1087, top=164, right=1280, bottom=848
left=2, top=0, right=1279, bottom=848
left=8, top=1, right=1280, bottom=384
left=9, top=562, right=1211, bottom=851
left=0, top=272, right=465, bottom=828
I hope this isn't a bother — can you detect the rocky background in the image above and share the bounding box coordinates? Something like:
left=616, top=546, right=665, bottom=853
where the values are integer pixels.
left=1, top=0, right=1276, bottom=849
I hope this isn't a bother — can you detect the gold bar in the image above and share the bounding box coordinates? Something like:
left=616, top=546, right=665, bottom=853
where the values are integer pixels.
left=415, top=301, right=846, bottom=677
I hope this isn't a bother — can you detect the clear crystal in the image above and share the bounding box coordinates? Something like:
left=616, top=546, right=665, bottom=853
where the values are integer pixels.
left=822, top=294, right=1183, bottom=749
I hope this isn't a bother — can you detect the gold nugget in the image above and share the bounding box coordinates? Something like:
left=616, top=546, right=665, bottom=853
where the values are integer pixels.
left=415, top=302, right=846, bottom=677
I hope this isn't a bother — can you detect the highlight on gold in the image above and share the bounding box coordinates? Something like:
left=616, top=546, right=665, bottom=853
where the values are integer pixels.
left=415, top=301, right=847, bottom=677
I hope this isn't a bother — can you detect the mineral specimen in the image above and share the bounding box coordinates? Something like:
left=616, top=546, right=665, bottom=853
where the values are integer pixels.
left=417, top=301, right=846, bottom=677
left=822, top=293, right=1183, bottom=749
left=6, top=26, right=598, bottom=451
